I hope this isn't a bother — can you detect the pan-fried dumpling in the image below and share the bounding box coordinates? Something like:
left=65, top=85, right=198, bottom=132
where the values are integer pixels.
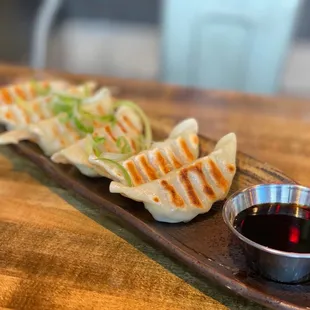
left=90, top=118, right=199, bottom=185
left=110, top=133, right=236, bottom=223
left=0, top=82, right=99, bottom=130
left=0, top=88, right=114, bottom=155
left=51, top=105, right=143, bottom=176
left=51, top=137, right=100, bottom=177
left=0, top=80, right=69, bottom=106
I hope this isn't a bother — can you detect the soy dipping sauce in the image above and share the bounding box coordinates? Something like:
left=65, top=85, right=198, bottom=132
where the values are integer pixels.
left=234, top=203, right=310, bottom=253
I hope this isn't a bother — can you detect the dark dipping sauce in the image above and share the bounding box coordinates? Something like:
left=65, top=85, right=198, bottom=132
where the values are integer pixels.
left=234, top=203, right=310, bottom=253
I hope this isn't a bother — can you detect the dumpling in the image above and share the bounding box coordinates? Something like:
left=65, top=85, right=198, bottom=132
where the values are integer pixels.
left=0, top=80, right=69, bottom=106
left=0, top=83, right=97, bottom=131
left=110, top=133, right=237, bottom=223
left=51, top=105, right=143, bottom=177
left=89, top=118, right=199, bottom=185
left=51, top=137, right=100, bottom=177
left=0, top=88, right=114, bottom=155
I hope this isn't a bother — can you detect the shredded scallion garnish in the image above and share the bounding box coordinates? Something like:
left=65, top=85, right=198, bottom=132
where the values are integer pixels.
left=97, top=157, right=132, bottom=186
left=113, top=100, right=152, bottom=150
left=116, top=136, right=132, bottom=154
left=93, top=136, right=106, bottom=144
left=51, top=92, right=82, bottom=117
left=80, top=110, right=116, bottom=125
left=92, top=136, right=106, bottom=156
left=73, top=117, right=94, bottom=134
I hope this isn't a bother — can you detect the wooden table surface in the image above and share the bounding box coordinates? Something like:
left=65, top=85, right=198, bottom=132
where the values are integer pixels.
left=1, top=65, right=310, bottom=309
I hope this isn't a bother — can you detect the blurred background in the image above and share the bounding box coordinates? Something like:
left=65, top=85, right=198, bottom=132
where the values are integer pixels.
left=0, top=0, right=308, bottom=97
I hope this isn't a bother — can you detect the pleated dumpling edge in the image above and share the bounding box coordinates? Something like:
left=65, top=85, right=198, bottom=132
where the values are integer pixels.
left=110, top=132, right=237, bottom=223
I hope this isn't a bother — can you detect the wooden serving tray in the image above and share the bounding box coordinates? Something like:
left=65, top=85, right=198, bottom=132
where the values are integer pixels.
left=1, top=68, right=309, bottom=309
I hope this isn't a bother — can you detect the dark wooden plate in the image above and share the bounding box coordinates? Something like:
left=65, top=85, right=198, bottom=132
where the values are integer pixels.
left=4, top=116, right=310, bottom=310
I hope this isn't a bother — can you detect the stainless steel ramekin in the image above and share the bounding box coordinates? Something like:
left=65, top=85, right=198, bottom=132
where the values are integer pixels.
left=223, top=184, right=310, bottom=283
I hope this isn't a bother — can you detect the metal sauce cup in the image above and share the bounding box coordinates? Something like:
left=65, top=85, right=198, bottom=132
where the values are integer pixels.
left=222, top=184, right=310, bottom=283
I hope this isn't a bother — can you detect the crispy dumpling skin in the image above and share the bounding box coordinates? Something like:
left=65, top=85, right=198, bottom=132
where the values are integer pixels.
left=0, top=80, right=69, bottom=106
left=51, top=137, right=100, bottom=177
left=51, top=106, right=143, bottom=176
left=0, top=83, right=100, bottom=131
left=110, top=133, right=236, bottom=223
left=0, top=88, right=114, bottom=155
left=91, top=118, right=199, bottom=185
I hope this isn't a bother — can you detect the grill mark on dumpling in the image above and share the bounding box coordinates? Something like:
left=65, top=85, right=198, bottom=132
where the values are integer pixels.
left=153, top=196, right=160, bottom=203
left=41, top=81, right=49, bottom=92
left=208, top=158, right=228, bottom=191
left=130, top=138, right=136, bottom=152
left=226, top=163, right=236, bottom=173
left=1, top=88, right=13, bottom=104
left=179, top=168, right=202, bottom=208
left=138, top=154, right=157, bottom=181
left=65, top=121, right=81, bottom=141
left=21, top=108, right=30, bottom=124
left=23, top=84, right=31, bottom=98
left=190, top=162, right=216, bottom=200
left=125, top=161, right=143, bottom=186
left=56, top=121, right=73, bottom=145
left=32, top=102, right=41, bottom=116
left=45, top=96, right=52, bottom=104
left=155, top=150, right=171, bottom=174
left=105, top=126, right=116, bottom=141
left=62, top=124, right=79, bottom=144
left=14, top=106, right=30, bottom=125
left=33, top=102, right=46, bottom=120
left=71, top=131, right=81, bottom=143
left=179, top=137, right=195, bottom=161
left=93, top=120, right=101, bottom=128
left=5, top=110, right=13, bottom=121
left=104, top=144, right=113, bottom=153
left=52, top=123, right=61, bottom=139
left=122, top=115, right=139, bottom=133
left=167, top=149, right=182, bottom=169
left=96, top=104, right=105, bottom=115
left=117, top=121, right=128, bottom=134
left=15, top=86, right=27, bottom=100
left=160, top=180, right=184, bottom=207
left=65, top=121, right=77, bottom=132
left=59, top=138, right=66, bottom=146
left=191, top=134, right=199, bottom=146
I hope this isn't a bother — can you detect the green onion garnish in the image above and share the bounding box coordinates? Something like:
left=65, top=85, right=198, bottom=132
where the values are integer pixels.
left=73, top=117, right=94, bottom=134
left=97, top=157, right=132, bottom=186
left=58, top=113, right=70, bottom=123
left=80, top=110, right=116, bottom=125
left=52, top=102, right=75, bottom=117
left=113, top=100, right=152, bottom=150
left=93, top=136, right=106, bottom=144
left=116, top=136, right=132, bottom=154
left=51, top=92, right=83, bottom=117
left=91, top=136, right=106, bottom=156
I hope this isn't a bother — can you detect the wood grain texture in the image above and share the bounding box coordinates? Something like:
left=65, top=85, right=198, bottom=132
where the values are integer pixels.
left=2, top=123, right=298, bottom=309
left=0, top=147, right=232, bottom=310
left=1, top=64, right=309, bottom=309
